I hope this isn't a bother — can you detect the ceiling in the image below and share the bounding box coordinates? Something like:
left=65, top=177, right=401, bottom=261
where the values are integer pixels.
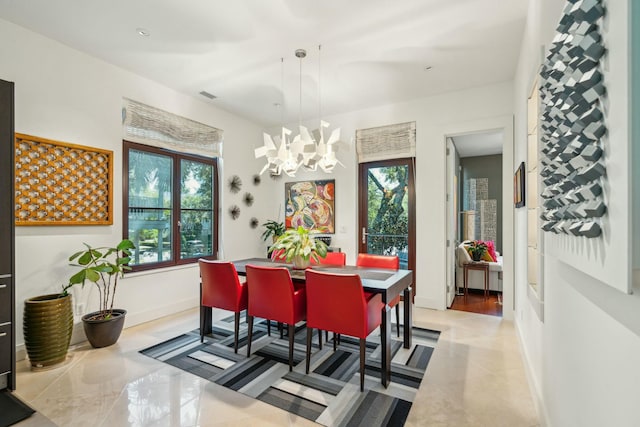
left=0, top=0, right=527, bottom=127
left=452, top=130, right=504, bottom=157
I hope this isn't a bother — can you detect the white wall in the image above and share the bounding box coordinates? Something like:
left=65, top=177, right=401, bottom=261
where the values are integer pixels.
left=0, top=19, right=274, bottom=351
left=514, top=1, right=640, bottom=425
left=269, top=81, right=514, bottom=313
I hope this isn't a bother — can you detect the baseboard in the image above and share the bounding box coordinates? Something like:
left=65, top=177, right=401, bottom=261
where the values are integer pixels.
left=124, top=297, right=199, bottom=328
left=16, top=297, right=199, bottom=361
left=514, top=319, right=550, bottom=426
left=414, top=295, right=443, bottom=310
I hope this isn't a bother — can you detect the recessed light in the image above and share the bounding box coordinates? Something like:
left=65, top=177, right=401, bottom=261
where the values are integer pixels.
left=424, top=66, right=433, bottom=71
left=136, top=28, right=150, bottom=37
left=273, top=103, right=281, bottom=108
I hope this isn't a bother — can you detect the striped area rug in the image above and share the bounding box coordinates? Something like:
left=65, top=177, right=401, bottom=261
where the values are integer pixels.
left=140, top=315, right=439, bottom=427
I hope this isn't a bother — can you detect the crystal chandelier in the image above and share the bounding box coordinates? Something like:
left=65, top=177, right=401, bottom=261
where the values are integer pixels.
left=255, top=47, right=344, bottom=176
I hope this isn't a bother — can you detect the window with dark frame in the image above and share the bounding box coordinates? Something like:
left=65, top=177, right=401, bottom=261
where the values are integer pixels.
left=123, top=140, right=218, bottom=272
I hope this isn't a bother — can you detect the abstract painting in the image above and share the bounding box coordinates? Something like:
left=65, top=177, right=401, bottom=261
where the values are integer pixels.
left=285, top=180, right=335, bottom=233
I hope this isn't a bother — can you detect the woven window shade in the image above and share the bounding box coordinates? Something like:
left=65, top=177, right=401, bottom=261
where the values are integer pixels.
left=122, top=98, right=223, bottom=157
left=356, top=121, right=416, bottom=163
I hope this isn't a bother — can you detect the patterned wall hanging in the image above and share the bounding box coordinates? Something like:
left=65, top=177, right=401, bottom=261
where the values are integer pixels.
left=243, top=192, right=254, bottom=206
left=14, top=133, right=113, bottom=225
left=538, top=0, right=606, bottom=238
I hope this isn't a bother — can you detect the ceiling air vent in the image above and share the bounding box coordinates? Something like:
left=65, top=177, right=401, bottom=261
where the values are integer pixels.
left=199, top=91, right=217, bottom=100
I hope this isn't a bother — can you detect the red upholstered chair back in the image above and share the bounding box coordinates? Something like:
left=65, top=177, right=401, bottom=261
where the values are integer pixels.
left=305, top=269, right=381, bottom=338
left=246, top=264, right=303, bottom=324
left=199, top=260, right=247, bottom=312
left=356, top=253, right=399, bottom=270
left=311, top=251, right=346, bottom=266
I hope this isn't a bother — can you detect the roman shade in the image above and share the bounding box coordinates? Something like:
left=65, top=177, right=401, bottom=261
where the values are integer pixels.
left=122, top=98, right=223, bottom=157
left=356, top=121, right=416, bottom=163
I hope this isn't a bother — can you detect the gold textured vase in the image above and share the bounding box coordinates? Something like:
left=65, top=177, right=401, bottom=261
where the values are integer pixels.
left=23, top=293, right=73, bottom=369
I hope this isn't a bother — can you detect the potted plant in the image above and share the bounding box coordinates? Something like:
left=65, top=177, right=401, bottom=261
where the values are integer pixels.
left=269, top=226, right=328, bottom=269
left=68, top=239, right=135, bottom=348
left=261, top=220, right=286, bottom=243
left=23, top=285, right=74, bottom=369
left=467, top=240, right=488, bottom=262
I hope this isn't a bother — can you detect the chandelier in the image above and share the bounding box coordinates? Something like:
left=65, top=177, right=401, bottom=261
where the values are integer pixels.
left=255, top=46, right=344, bottom=176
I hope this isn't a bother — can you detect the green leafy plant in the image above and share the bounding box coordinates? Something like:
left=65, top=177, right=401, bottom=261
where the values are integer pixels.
left=67, top=239, right=135, bottom=320
left=467, top=240, right=488, bottom=261
left=269, top=226, right=328, bottom=263
left=261, top=220, right=286, bottom=242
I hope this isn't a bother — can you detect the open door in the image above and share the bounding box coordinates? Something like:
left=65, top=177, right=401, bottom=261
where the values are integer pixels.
left=446, top=138, right=457, bottom=307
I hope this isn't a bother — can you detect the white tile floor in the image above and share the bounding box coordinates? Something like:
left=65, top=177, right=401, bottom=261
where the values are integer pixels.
left=14, top=306, right=539, bottom=426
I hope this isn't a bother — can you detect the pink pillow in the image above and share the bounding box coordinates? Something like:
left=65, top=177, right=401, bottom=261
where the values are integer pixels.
left=484, top=240, right=497, bottom=262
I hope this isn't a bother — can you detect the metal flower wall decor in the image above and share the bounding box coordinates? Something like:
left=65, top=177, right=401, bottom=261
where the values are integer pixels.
left=538, top=0, right=607, bottom=238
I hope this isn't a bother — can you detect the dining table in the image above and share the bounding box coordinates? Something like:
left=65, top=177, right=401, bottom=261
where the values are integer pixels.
left=221, top=257, right=414, bottom=388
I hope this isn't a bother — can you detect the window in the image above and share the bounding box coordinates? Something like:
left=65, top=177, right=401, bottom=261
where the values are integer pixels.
left=124, top=141, right=218, bottom=271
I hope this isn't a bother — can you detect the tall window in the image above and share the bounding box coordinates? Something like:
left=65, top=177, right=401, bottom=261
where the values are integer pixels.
left=124, top=141, right=218, bottom=271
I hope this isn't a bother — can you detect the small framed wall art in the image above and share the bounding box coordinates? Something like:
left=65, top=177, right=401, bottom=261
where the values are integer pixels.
left=15, top=133, right=113, bottom=225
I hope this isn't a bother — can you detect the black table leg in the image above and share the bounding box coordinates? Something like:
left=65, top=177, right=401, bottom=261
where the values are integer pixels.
left=380, top=304, right=391, bottom=387
left=403, top=286, right=412, bottom=349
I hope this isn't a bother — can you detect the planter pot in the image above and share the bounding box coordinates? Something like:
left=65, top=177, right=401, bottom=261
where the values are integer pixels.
left=82, top=309, right=127, bottom=348
left=23, top=293, right=73, bottom=369
left=292, top=255, right=310, bottom=270
left=471, top=252, right=482, bottom=262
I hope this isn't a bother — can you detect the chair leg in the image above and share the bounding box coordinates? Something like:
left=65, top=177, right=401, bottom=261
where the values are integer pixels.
left=395, top=304, right=400, bottom=338
left=247, top=315, right=254, bottom=357
left=233, top=311, right=240, bottom=354
left=288, top=324, right=295, bottom=372
left=267, top=319, right=271, bottom=336
left=333, top=333, right=337, bottom=351
left=360, top=338, right=366, bottom=392
left=306, top=327, right=313, bottom=374
left=318, top=329, right=322, bottom=350
left=200, top=304, right=204, bottom=343
left=279, top=322, right=283, bottom=339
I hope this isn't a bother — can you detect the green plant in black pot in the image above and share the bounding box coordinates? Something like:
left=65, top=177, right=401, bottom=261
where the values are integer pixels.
left=68, top=239, right=135, bottom=348
left=261, top=220, right=286, bottom=243
left=467, top=240, right=488, bottom=262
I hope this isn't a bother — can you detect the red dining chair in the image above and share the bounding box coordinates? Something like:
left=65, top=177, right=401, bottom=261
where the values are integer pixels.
left=311, top=251, right=346, bottom=266
left=245, top=264, right=306, bottom=371
left=198, top=260, right=248, bottom=353
left=356, top=253, right=401, bottom=338
left=305, top=269, right=384, bottom=391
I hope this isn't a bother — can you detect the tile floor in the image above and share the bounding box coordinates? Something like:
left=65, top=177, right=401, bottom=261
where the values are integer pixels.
left=14, top=306, right=539, bottom=426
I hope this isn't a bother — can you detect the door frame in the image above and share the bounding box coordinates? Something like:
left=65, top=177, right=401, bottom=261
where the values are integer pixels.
left=442, top=116, right=514, bottom=319
left=358, top=158, right=416, bottom=299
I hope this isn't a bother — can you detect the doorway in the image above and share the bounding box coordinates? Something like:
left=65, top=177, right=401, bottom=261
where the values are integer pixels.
left=358, top=159, right=416, bottom=298
left=446, top=130, right=504, bottom=316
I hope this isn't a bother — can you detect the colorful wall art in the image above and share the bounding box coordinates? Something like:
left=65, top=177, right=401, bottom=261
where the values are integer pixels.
left=285, top=180, right=335, bottom=233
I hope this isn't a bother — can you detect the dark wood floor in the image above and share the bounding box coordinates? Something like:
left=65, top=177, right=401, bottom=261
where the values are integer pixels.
left=450, top=288, right=503, bottom=317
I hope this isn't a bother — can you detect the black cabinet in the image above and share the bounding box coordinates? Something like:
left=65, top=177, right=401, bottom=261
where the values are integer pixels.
left=0, top=79, right=15, bottom=391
